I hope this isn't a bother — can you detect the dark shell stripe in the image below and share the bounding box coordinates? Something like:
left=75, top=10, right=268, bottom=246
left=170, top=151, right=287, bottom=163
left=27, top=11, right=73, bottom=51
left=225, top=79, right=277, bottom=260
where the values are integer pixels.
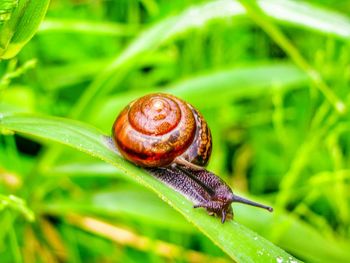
left=181, top=106, right=212, bottom=167
left=197, top=112, right=212, bottom=165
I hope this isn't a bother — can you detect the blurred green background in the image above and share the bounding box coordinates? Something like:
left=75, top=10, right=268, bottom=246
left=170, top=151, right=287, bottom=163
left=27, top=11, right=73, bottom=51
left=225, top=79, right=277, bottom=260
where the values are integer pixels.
left=1, top=0, right=350, bottom=262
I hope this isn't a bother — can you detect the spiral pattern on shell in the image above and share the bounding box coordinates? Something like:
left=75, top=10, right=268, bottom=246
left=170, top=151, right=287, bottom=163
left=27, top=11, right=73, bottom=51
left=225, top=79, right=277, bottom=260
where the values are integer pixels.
left=112, top=93, right=212, bottom=167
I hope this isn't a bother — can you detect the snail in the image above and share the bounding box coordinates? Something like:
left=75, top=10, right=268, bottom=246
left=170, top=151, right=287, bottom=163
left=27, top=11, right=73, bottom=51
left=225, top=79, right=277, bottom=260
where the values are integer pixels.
left=112, top=93, right=273, bottom=223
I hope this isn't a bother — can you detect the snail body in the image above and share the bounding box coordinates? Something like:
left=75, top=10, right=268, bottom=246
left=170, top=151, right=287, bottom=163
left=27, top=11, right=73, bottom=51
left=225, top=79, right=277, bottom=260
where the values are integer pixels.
left=112, top=93, right=272, bottom=223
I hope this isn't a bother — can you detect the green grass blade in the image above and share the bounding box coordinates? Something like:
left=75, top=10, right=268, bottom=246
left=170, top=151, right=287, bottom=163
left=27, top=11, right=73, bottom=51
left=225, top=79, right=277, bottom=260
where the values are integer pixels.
left=0, top=113, right=299, bottom=262
left=240, top=0, right=345, bottom=113
left=38, top=19, right=138, bottom=36
left=70, top=0, right=350, bottom=120
left=0, top=0, right=17, bottom=24
left=259, top=0, right=350, bottom=39
left=90, top=63, right=308, bottom=129
left=0, top=194, right=35, bottom=222
left=41, top=187, right=195, bottom=233
left=0, top=0, right=50, bottom=59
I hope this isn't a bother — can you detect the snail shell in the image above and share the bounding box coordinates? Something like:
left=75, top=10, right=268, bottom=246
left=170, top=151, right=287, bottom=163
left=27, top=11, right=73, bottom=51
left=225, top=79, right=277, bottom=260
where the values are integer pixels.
left=112, top=93, right=212, bottom=167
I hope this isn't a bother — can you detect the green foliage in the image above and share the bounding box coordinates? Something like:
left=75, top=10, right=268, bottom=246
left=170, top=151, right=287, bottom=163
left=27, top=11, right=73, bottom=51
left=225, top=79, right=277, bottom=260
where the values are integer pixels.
left=1, top=0, right=350, bottom=262
left=0, top=194, right=34, bottom=221
left=0, top=113, right=298, bottom=262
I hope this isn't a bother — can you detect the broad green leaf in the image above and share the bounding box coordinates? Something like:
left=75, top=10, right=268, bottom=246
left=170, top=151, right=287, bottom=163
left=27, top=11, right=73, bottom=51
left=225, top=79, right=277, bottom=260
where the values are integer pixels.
left=0, top=113, right=299, bottom=262
left=50, top=162, right=124, bottom=178
left=235, top=207, right=350, bottom=263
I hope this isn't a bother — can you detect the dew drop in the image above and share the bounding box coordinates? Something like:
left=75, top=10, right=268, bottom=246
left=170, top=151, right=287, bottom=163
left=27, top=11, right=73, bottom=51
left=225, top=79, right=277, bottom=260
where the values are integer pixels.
left=276, top=256, right=283, bottom=263
left=336, top=101, right=346, bottom=114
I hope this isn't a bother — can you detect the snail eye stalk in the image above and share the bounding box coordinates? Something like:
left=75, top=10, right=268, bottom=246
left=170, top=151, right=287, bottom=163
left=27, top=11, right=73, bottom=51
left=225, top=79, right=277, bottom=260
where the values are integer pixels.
left=231, top=195, right=273, bottom=212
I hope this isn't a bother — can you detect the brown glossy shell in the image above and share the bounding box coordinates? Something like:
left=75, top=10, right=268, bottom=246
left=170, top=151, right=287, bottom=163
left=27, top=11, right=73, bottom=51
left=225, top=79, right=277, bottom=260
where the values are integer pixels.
left=112, top=93, right=212, bottom=167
